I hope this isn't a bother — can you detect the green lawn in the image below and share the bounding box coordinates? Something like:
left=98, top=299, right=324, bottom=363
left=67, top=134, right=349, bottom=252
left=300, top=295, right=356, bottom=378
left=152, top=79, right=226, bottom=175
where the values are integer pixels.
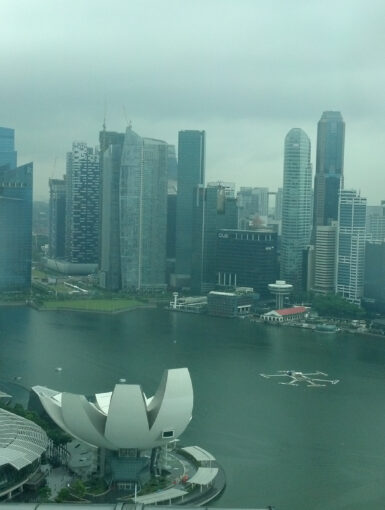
left=40, top=298, right=146, bottom=312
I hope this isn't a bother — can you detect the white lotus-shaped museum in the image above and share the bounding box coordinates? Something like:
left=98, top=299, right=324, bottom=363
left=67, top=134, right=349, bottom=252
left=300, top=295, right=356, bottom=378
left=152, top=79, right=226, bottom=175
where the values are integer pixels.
left=33, top=368, right=193, bottom=450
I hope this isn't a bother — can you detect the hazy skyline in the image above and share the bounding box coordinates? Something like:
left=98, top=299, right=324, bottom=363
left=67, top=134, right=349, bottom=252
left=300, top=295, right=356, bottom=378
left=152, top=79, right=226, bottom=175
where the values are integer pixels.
left=2, top=0, right=384, bottom=202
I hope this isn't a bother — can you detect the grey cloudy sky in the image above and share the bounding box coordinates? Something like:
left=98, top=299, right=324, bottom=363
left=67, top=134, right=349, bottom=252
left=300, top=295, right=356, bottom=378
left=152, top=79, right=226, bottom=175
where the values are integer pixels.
left=2, top=0, right=385, bottom=202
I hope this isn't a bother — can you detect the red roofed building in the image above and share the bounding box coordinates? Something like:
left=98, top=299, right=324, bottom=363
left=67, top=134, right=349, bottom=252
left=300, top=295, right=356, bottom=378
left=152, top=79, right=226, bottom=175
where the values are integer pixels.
left=262, top=306, right=307, bottom=323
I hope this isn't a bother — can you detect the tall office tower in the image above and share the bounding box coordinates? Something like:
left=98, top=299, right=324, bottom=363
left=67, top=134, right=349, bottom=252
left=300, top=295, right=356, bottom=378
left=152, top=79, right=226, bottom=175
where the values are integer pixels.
left=191, top=184, right=238, bottom=294
left=167, top=144, right=178, bottom=182
left=216, top=229, right=278, bottom=296
left=313, top=223, right=338, bottom=294
left=363, top=241, right=385, bottom=313
left=48, top=178, right=66, bottom=259
left=336, top=190, right=367, bottom=305
left=274, top=188, right=283, bottom=220
left=65, top=142, right=100, bottom=264
left=0, top=163, right=33, bottom=291
left=237, top=187, right=269, bottom=229
left=98, top=129, right=125, bottom=264
left=313, top=111, right=345, bottom=230
left=366, top=202, right=385, bottom=242
left=175, top=130, right=205, bottom=282
left=0, top=127, right=17, bottom=169
left=280, top=128, right=312, bottom=289
left=99, top=144, right=123, bottom=290
left=120, top=128, right=168, bottom=290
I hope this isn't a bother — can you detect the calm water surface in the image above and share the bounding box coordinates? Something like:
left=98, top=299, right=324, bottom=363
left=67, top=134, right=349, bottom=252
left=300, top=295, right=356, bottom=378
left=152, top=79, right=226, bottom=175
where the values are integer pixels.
left=1, top=307, right=385, bottom=510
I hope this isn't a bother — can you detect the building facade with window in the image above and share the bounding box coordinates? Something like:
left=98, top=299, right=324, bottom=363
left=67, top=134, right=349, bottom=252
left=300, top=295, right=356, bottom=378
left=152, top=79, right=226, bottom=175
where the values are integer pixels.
left=0, top=163, right=33, bottom=291
left=280, top=128, right=312, bottom=290
left=216, top=229, right=278, bottom=296
left=336, top=190, right=367, bottom=305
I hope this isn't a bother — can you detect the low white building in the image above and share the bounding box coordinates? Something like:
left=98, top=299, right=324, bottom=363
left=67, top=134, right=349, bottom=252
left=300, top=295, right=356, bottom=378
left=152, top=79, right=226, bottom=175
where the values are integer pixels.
left=262, top=306, right=307, bottom=323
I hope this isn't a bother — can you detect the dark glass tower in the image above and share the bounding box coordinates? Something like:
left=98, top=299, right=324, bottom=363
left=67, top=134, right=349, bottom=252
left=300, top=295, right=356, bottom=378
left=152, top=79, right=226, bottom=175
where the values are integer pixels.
left=99, top=143, right=123, bottom=290
left=48, top=177, right=66, bottom=259
left=0, top=163, right=33, bottom=291
left=175, top=130, right=205, bottom=280
left=0, top=127, right=17, bottom=169
left=313, top=111, right=345, bottom=229
left=191, top=184, right=238, bottom=294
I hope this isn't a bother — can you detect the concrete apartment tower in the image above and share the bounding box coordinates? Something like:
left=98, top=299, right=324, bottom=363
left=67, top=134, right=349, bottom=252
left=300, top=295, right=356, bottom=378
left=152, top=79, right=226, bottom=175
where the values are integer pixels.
left=175, top=130, right=205, bottom=286
left=65, top=142, right=100, bottom=265
left=336, top=189, right=367, bottom=305
left=280, top=128, right=312, bottom=290
left=120, top=127, right=168, bottom=291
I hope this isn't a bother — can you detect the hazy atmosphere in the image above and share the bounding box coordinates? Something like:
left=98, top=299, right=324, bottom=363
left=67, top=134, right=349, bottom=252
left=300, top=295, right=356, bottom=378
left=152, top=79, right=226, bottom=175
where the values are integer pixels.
left=2, top=0, right=385, bottom=202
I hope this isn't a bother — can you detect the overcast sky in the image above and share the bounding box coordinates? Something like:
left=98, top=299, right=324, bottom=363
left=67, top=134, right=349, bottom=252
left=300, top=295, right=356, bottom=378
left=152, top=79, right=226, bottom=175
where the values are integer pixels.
left=1, top=0, right=385, bottom=202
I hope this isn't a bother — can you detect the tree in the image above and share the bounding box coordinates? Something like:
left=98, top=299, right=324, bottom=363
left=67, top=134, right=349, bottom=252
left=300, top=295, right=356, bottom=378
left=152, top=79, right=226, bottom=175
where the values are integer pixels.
left=312, top=293, right=365, bottom=319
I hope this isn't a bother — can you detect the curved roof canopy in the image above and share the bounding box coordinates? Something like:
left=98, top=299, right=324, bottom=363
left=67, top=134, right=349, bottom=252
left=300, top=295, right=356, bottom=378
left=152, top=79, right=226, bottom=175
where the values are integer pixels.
left=0, top=408, right=48, bottom=470
left=33, top=368, right=193, bottom=451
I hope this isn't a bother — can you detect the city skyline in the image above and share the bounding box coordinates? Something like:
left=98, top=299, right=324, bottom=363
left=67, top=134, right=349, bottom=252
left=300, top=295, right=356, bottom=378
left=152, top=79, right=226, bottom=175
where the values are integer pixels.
left=1, top=0, right=384, bottom=203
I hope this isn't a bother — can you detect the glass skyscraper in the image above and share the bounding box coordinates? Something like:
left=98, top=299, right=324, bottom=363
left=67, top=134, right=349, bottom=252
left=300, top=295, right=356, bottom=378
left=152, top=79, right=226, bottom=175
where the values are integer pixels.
left=0, top=127, right=17, bottom=169
left=120, top=128, right=168, bottom=290
left=99, top=143, right=123, bottom=290
left=191, top=184, right=238, bottom=294
left=175, top=130, right=205, bottom=280
left=336, top=189, right=367, bottom=305
left=48, top=177, right=66, bottom=259
left=0, top=163, right=33, bottom=291
left=281, top=128, right=312, bottom=289
left=313, top=111, right=345, bottom=229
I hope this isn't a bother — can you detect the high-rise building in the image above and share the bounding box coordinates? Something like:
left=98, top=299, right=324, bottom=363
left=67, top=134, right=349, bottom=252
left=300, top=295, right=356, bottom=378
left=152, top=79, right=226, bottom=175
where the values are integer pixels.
left=274, top=188, right=283, bottom=220
left=313, top=223, right=338, bottom=294
left=191, top=184, right=238, bottom=294
left=65, top=142, right=100, bottom=264
left=313, top=111, right=345, bottom=229
left=175, top=130, right=205, bottom=281
left=336, top=190, right=367, bottom=305
left=99, top=143, right=123, bottom=290
left=366, top=202, right=385, bottom=242
left=216, top=229, right=278, bottom=296
left=281, top=128, right=312, bottom=289
left=237, top=187, right=269, bottom=229
left=48, top=177, right=66, bottom=259
left=363, top=241, right=385, bottom=312
left=167, top=145, right=178, bottom=182
left=120, top=128, right=168, bottom=290
left=0, top=163, right=33, bottom=291
left=98, top=129, right=125, bottom=266
left=0, top=127, right=17, bottom=169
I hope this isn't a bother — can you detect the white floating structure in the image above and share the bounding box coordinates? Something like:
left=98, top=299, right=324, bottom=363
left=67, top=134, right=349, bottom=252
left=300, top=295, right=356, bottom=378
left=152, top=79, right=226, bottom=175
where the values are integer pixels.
left=33, top=368, right=193, bottom=451
left=268, top=280, right=293, bottom=309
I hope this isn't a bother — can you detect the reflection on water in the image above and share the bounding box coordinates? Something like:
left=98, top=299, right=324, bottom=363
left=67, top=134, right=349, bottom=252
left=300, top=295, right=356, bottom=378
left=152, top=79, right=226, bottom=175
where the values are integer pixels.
left=1, top=306, right=385, bottom=509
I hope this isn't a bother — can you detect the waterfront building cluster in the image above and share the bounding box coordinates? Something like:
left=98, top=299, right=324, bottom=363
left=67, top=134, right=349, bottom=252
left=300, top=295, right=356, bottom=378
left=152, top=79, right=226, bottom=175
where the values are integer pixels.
left=1, top=110, right=384, bottom=314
